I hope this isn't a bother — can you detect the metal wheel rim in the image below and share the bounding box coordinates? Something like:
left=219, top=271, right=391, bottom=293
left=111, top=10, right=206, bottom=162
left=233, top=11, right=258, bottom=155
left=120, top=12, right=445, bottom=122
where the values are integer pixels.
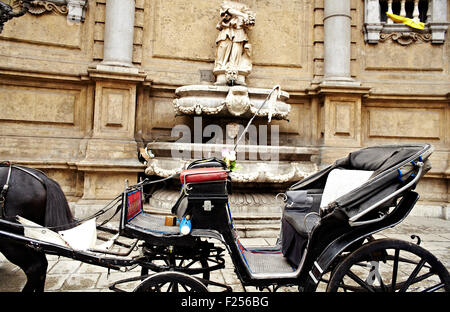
left=327, top=239, right=450, bottom=292
left=134, top=271, right=209, bottom=292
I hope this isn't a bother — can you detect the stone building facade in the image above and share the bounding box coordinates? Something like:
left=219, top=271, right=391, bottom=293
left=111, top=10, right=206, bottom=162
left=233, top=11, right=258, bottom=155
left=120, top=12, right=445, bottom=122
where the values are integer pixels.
left=0, top=0, right=448, bottom=223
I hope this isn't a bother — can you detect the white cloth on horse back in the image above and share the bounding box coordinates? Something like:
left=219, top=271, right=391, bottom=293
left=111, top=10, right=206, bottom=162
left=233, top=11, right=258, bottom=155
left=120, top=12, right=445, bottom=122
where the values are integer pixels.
left=17, top=216, right=97, bottom=251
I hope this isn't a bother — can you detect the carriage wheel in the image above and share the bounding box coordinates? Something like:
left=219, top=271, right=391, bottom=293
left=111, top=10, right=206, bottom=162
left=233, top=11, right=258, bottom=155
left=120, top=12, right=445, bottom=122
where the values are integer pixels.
left=327, top=238, right=450, bottom=292
left=141, top=255, right=211, bottom=280
left=140, top=243, right=225, bottom=281
left=134, top=271, right=208, bottom=292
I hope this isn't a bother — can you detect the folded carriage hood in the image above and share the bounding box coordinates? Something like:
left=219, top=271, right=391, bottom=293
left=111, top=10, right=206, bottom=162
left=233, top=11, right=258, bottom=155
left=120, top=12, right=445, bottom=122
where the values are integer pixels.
left=289, top=143, right=434, bottom=219
left=331, top=143, right=434, bottom=217
left=334, top=143, right=433, bottom=175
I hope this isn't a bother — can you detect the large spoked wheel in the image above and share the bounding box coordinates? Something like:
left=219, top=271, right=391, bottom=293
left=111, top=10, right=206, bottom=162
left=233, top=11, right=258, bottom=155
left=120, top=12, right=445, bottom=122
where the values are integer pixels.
left=140, top=242, right=224, bottom=281
left=141, top=255, right=211, bottom=280
left=134, top=271, right=208, bottom=292
left=327, top=238, right=450, bottom=292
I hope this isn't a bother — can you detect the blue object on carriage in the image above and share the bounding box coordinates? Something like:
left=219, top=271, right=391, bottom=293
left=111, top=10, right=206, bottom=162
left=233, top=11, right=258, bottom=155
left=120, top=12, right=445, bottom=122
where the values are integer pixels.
left=397, top=168, right=404, bottom=183
left=179, top=216, right=191, bottom=235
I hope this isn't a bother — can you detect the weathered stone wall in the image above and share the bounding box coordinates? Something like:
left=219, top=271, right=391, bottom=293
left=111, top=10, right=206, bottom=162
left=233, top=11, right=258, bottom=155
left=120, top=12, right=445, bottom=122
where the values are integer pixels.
left=0, top=0, right=448, bottom=219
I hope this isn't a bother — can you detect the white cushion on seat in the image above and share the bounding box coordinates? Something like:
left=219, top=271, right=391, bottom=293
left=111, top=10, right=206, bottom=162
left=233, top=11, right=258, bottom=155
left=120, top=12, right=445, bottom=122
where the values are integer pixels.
left=320, top=169, right=374, bottom=210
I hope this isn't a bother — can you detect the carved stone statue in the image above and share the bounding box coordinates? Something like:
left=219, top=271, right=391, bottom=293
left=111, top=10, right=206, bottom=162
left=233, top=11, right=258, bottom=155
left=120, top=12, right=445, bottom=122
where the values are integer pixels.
left=213, top=1, right=255, bottom=86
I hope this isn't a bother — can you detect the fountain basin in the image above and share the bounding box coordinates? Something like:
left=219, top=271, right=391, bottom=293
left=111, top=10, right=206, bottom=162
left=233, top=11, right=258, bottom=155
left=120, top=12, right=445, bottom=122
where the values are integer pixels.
left=173, top=85, right=291, bottom=120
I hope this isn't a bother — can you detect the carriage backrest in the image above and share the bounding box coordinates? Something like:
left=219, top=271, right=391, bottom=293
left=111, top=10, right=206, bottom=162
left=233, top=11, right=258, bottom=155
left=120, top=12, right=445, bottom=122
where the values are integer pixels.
left=319, top=169, right=374, bottom=210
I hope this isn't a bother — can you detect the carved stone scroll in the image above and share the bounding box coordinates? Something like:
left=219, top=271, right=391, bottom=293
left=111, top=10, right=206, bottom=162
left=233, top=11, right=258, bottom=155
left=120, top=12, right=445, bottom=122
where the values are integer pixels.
left=27, top=1, right=68, bottom=15
left=10, top=0, right=87, bottom=22
left=379, top=32, right=432, bottom=45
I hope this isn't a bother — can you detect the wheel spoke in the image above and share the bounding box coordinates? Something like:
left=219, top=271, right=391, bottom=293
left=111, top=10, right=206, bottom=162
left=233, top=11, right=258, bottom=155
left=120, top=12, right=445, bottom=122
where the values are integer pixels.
left=167, top=282, right=174, bottom=292
left=346, top=269, right=376, bottom=292
left=391, top=249, right=400, bottom=292
left=155, top=282, right=164, bottom=292
left=399, top=258, right=426, bottom=292
left=338, top=282, right=365, bottom=292
left=423, top=283, right=445, bottom=292
left=378, top=273, right=387, bottom=292
left=181, top=283, right=190, bottom=292
left=184, top=259, right=197, bottom=269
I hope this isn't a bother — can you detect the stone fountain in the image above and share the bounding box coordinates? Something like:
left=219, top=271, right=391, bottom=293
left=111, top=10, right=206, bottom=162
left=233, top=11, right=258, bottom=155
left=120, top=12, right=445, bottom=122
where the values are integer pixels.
left=142, top=1, right=318, bottom=237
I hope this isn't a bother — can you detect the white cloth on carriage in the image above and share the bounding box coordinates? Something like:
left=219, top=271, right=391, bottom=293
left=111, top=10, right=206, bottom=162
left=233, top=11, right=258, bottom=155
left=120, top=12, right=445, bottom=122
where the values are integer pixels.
left=320, top=169, right=374, bottom=210
left=17, top=216, right=97, bottom=251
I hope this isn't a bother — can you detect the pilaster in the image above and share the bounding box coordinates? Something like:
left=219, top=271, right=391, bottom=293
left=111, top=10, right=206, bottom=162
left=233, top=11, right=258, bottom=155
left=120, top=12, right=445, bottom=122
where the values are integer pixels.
left=315, top=84, right=371, bottom=164
left=74, top=1, right=147, bottom=216
left=74, top=68, right=148, bottom=217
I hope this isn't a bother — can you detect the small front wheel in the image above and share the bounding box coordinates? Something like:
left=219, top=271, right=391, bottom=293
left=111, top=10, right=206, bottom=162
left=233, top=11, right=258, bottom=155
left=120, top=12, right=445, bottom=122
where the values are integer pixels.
left=134, top=271, right=208, bottom=292
left=327, top=238, right=449, bottom=292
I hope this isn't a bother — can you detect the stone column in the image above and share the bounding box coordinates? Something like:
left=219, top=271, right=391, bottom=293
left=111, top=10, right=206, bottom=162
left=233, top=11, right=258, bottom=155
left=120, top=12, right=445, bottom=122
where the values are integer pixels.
left=99, top=0, right=136, bottom=71
left=322, top=0, right=358, bottom=85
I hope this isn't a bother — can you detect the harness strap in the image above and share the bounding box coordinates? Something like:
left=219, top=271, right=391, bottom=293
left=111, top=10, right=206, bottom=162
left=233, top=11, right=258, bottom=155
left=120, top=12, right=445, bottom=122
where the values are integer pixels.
left=12, top=165, right=44, bottom=184
left=0, top=162, right=13, bottom=218
left=0, top=162, right=45, bottom=219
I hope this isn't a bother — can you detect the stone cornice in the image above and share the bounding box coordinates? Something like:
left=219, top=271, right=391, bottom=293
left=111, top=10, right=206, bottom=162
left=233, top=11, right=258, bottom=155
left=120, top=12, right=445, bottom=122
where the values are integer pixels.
left=3, top=159, right=145, bottom=172
left=87, top=66, right=148, bottom=83
left=308, top=83, right=371, bottom=96
left=363, top=92, right=450, bottom=101
left=0, top=67, right=87, bottom=82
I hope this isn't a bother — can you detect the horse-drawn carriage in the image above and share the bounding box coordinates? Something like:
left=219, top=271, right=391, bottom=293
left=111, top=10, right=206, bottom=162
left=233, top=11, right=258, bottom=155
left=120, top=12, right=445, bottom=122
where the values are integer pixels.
left=0, top=142, right=448, bottom=292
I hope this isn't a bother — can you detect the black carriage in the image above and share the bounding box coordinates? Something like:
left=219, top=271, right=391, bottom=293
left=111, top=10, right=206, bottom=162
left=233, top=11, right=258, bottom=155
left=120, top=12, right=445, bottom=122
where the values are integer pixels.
left=1, top=143, right=449, bottom=292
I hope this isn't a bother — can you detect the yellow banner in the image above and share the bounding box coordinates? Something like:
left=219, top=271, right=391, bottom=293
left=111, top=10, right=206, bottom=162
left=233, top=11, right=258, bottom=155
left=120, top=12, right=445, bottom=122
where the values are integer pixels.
left=386, top=12, right=425, bottom=30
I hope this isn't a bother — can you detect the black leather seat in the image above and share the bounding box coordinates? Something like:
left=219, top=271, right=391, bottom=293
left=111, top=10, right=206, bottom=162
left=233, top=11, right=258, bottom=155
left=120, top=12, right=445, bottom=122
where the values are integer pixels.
left=282, top=210, right=320, bottom=237
left=280, top=190, right=322, bottom=266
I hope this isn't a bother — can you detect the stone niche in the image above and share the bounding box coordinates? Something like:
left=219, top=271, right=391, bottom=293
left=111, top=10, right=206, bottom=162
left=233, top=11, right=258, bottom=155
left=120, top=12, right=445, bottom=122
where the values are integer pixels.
left=139, top=1, right=320, bottom=237
left=142, top=0, right=313, bottom=89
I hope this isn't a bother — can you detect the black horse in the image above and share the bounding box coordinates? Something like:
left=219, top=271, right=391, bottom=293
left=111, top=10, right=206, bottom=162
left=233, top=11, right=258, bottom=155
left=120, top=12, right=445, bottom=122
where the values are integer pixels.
left=0, top=163, right=74, bottom=292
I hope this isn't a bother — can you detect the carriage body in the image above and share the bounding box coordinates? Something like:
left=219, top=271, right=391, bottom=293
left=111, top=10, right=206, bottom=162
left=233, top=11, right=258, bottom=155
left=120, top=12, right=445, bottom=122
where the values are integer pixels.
left=1, top=143, right=448, bottom=292
left=117, top=143, right=448, bottom=292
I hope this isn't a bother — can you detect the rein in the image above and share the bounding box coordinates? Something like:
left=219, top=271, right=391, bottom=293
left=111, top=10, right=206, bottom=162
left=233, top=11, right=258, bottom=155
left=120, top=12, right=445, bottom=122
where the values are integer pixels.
left=0, top=164, right=177, bottom=231
left=0, top=162, right=12, bottom=217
